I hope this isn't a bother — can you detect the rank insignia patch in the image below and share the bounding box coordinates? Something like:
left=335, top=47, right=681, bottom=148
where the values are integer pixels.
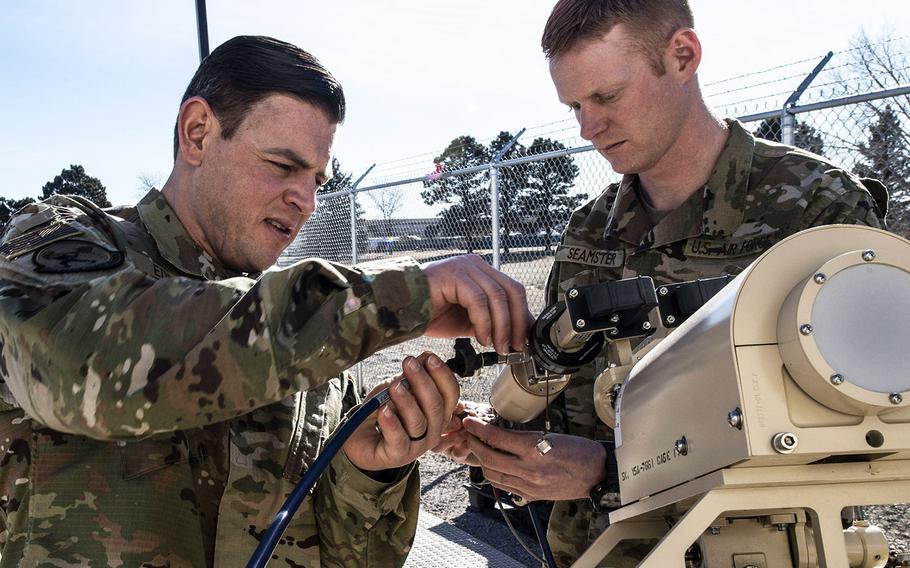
left=33, top=239, right=125, bottom=273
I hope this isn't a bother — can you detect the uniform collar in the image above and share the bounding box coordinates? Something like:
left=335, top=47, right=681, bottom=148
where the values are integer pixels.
left=603, top=118, right=755, bottom=248
left=135, top=189, right=242, bottom=280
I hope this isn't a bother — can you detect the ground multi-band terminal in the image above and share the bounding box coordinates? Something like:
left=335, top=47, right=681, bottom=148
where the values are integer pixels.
left=456, top=225, right=910, bottom=568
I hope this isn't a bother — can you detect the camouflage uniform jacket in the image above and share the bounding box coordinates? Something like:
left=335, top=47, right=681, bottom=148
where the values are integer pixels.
left=543, top=119, right=885, bottom=567
left=0, top=189, right=431, bottom=567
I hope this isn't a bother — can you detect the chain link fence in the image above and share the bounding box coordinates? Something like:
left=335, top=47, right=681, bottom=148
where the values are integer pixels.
left=282, top=43, right=910, bottom=400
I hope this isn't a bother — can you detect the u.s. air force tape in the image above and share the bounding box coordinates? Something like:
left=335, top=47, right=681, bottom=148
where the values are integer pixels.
left=33, top=239, right=124, bottom=273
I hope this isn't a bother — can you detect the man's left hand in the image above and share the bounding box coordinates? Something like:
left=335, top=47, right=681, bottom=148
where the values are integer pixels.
left=344, top=352, right=459, bottom=472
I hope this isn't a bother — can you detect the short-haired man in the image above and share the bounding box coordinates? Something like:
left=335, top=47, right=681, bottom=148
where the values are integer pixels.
left=443, top=1, right=885, bottom=566
left=0, top=36, right=530, bottom=567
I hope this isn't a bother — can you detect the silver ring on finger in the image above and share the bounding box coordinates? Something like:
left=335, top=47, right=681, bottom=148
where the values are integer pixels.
left=535, top=434, right=553, bottom=456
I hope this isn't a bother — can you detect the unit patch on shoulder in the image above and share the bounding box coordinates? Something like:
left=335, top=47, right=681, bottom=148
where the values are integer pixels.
left=33, top=239, right=124, bottom=273
left=0, top=222, right=81, bottom=260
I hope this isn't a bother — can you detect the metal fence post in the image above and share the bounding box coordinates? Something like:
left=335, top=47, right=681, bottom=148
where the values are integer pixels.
left=349, top=164, right=375, bottom=394
left=490, top=165, right=500, bottom=270
left=781, top=109, right=795, bottom=146
left=489, top=128, right=526, bottom=271
left=349, top=189, right=358, bottom=264
left=781, top=51, right=834, bottom=146
left=348, top=164, right=376, bottom=266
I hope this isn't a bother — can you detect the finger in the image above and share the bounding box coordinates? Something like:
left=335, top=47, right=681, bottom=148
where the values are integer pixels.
left=471, top=257, right=532, bottom=352
left=464, top=432, right=526, bottom=476
left=375, top=403, right=409, bottom=463
left=448, top=441, right=480, bottom=467
left=484, top=467, right=531, bottom=494
left=463, top=259, right=513, bottom=354
left=451, top=273, right=494, bottom=347
left=442, top=414, right=463, bottom=435
left=389, top=368, right=432, bottom=442
left=433, top=427, right=468, bottom=452
left=461, top=416, right=539, bottom=456
left=490, top=481, right=536, bottom=506
left=420, top=352, right=460, bottom=418
left=363, top=376, right=397, bottom=400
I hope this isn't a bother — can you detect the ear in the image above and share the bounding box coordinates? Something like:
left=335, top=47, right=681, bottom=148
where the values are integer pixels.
left=176, top=97, right=219, bottom=167
left=665, top=28, right=701, bottom=82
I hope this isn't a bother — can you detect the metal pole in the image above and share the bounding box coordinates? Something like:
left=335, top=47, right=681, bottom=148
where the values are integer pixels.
left=347, top=163, right=374, bottom=396
left=490, top=166, right=500, bottom=270
left=195, top=0, right=210, bottom=63
left=489, top=128, right=525, bottom=271
left=781, top=51, right=834, bottom=146
left=781, top=109, right=795, bottom=146
left=350, top=191, right=358, bottom=264
left=348, top=164, right=376, bottom=266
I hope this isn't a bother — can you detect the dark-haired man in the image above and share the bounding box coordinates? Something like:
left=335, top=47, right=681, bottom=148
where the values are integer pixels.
left=0, top=36, right=529, bottom=567
left=446, top=1, right=885, bottom=566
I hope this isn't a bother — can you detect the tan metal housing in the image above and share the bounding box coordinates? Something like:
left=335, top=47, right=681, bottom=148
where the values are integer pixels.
left=576, top=225, right=910, bottom=567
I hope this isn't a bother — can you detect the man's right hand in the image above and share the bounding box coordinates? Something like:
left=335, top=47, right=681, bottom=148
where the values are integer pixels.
left=421, top=255, right=531, bottom=354
left=454, top=417, right=608, bottom=503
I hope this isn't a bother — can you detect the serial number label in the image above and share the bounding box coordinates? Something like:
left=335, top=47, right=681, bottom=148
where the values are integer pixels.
left=620, top=448, right=674, bottom=481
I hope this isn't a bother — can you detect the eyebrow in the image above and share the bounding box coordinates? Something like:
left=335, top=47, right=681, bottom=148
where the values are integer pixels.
left=263, top=148, right=328, bottom=183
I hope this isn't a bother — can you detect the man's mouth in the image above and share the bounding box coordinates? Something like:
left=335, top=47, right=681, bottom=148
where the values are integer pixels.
left=265, top=218, right=293, bottom=240
left=601, top=141, right=625, bottom=153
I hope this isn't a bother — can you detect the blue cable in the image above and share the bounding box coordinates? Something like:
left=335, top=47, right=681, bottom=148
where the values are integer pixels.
left=245, top=384, right=397, bottom=568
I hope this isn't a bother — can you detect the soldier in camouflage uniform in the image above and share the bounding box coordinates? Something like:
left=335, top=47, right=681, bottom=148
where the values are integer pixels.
left=0, top=36, right=530, bottom=567
left=444, top=2, right=886, bottom=567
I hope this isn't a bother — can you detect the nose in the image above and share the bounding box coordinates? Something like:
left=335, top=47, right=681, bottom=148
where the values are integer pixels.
left=577, top=105, right=607, bottom=142
left=285, top=179, right=317, bottom=219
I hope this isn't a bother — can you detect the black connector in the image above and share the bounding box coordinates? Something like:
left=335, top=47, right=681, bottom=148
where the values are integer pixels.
left=445, top=338, right=498, bottom=378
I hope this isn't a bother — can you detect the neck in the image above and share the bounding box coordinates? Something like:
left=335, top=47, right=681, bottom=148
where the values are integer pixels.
left=639, top=105, right=729, bottom=212
left=160, top=169, right=216, bottom=259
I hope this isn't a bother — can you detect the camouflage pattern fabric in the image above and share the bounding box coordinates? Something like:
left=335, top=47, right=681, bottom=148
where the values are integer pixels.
left=0, top=189, right=429, bottom=567
left=542, top=119, right=885, bottom=567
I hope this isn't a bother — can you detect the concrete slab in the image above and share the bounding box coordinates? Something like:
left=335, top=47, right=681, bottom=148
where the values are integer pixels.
left=406, top=509, right=530, bottom=568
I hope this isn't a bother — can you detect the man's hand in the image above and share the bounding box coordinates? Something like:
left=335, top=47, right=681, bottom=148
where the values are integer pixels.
left=343, top=352, right=460, bottom=472
left=432, top=400, right=494, bottom=466
left=422, top=255, right=531, bottom=354
left=459, top=417, right=607, bottom=503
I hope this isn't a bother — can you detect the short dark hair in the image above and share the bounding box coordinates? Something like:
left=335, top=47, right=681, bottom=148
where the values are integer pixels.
left=173, top=35, right=345, bottom=159
left=541, top=0, right=694, bottom=74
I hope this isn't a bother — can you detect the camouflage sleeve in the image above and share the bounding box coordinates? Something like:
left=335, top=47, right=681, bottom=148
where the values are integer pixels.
left=800, top=169, right=885, bottom=229
left=0, top=205, right=431, bottom=441
left=315, top=452, right=420, bottom=568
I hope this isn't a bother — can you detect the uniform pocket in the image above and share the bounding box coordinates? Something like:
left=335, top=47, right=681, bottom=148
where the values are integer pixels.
left=120, top=431, right=196, bottom=480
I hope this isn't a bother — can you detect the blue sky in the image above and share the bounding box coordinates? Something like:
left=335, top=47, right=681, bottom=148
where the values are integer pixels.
left=2, top=1, right=908, bottom=207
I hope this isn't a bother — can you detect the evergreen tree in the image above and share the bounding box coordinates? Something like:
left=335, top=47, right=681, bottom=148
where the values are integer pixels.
left=41, top=164, right=111, bottom=207
left=852, top=105, right=910, bottom=237
left=0, top=196, right=36, bottom=227
left=487, top=131, right=528, bottom=256
left=421, top=136, right=491, bottom=253
left=752, top=117, right=825, bottom=155
left=519, top=138, right=584, bottom=254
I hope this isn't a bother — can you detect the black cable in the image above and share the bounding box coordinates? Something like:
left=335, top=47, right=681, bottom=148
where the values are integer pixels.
left=528, top=501, right=558, bottom=568
left=245, top=384, right=397, bottom=568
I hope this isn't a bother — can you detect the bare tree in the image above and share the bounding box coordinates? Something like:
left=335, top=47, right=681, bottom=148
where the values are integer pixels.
left=137, top=172, right=164, bottom=197
left=367, top=187, right=405, bottom=240
left=846, top=30, right=910, bottom=124
left=844, top=31, right=910, bottom=236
